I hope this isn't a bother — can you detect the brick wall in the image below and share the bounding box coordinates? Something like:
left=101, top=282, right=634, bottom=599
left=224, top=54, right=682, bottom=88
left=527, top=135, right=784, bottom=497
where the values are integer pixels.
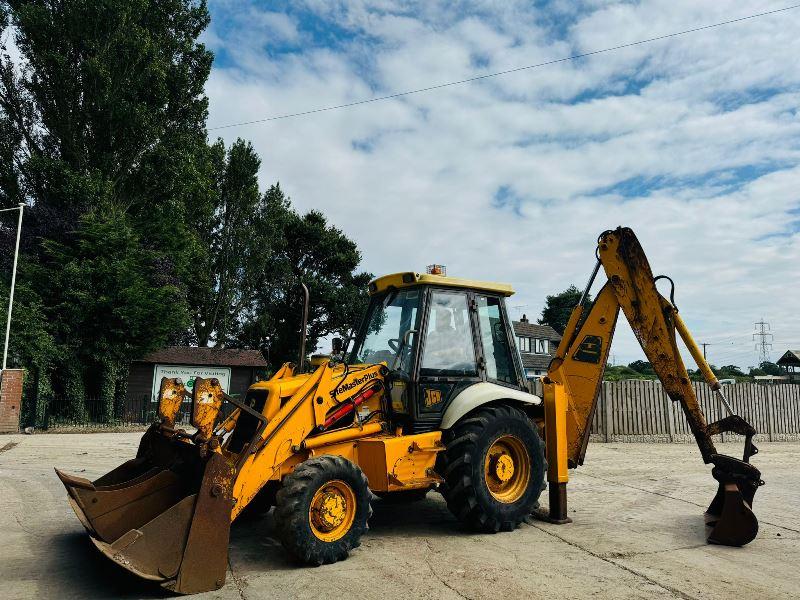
left=0, top=369, right=22, bottom=433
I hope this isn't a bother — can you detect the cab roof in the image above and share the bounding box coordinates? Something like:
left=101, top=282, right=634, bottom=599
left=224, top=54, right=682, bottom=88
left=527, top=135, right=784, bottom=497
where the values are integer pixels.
left=368, top=272, right=514, bottom=297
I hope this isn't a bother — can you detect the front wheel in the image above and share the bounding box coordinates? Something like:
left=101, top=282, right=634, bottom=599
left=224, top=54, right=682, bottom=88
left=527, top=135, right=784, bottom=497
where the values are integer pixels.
left=441, top=404, right=545, bottom=532
left=275, top=455, right=372, bottom=565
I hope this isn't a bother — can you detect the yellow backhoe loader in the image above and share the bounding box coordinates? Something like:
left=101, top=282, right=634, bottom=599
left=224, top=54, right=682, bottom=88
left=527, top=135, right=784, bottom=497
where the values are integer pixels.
left=56, top=227, right=763, bottom=594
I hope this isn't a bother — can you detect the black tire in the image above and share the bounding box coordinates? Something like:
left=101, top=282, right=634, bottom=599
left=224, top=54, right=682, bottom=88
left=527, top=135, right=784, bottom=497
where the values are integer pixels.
left=441, top=404, right=545, bottom=533
left=374, top=487, right=430, bottom=503
left=275, top=455, right=372, bottom=565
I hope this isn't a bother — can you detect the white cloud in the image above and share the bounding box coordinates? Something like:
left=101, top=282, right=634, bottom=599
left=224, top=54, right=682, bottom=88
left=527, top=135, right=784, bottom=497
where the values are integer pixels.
left=205, top=0, right=800, bottom=368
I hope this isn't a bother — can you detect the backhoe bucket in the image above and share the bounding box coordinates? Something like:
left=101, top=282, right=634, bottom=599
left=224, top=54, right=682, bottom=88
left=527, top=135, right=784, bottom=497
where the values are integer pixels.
left=56, top=377, right=238, bottom=594
left=704, top=455, right=761, bottom=547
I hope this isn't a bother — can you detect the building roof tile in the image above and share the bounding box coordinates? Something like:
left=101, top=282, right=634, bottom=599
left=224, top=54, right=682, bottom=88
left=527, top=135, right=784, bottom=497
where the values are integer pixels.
left=512, top=320, right=562, bottom=341
left=521, top=354, right=552, bottom=370
left=136, top=346, right=268, bottom=368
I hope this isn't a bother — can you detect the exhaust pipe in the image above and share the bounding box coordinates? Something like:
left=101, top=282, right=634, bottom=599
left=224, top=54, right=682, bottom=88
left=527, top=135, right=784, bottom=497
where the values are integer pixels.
left=298, top=282, right=309, bottom=373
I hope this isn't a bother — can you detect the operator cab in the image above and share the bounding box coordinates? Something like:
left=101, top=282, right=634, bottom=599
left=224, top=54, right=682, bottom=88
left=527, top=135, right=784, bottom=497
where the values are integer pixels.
left=348, top=270, right=527, bottom=433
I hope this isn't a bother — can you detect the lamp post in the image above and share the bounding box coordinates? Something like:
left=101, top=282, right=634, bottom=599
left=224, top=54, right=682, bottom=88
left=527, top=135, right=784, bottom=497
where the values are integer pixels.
left=2, top=203, right=24, bottom=371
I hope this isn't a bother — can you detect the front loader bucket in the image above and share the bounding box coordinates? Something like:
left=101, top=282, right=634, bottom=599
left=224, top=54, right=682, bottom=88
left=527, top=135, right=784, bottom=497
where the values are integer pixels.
left=56, top=377, right=239, bottom=594
left=55, top=377, right=193, bottom=539
left=55, top=422, right=192, bottom=541
left=90, top=452, right=235, bottom=594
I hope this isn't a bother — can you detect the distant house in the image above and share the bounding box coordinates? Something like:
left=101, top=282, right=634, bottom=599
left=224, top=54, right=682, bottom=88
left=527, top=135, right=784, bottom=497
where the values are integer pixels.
left=512, top=315, right=561, bottom=379
left=776, top=350, right=800, bottom=382
left=127, top=346, right=268, bottom=405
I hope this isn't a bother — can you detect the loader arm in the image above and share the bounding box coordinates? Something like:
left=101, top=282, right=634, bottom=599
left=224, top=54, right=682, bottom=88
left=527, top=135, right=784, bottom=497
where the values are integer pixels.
left=538, top=227, right=763, bottom=546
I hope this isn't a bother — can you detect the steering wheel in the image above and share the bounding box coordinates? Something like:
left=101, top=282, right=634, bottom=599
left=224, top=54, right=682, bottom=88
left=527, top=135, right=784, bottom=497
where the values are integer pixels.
left=388, top=338, right=400, bottom=352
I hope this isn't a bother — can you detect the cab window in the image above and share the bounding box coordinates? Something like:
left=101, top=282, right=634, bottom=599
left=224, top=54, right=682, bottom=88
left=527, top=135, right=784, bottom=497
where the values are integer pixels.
left=476, top=295, right=516, bottom=384
left=421, top=291, right=477, bottom=376
left=352, top=289, right=419, bottom=370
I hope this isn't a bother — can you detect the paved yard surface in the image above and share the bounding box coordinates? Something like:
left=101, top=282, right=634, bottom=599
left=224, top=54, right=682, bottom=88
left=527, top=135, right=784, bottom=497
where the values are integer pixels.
left=0, top=433, right=798, bottom=600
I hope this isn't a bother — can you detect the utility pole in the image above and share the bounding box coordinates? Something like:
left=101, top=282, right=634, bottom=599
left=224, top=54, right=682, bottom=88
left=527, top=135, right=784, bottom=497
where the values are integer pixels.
left=701, top=343, right=712, bottom=360
left=2, top=203, right=24, bottom=371
left=752, top=319, right=773, bottom=365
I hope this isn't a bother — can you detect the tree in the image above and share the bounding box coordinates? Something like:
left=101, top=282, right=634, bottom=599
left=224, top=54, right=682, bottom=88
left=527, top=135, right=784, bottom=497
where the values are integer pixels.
left=40, top=210, right=188, bottom=418
left=749, top=361, right=782, bottom=377
left=538, top=285, right=590, bottom=335
left=186, top=138, right=267, bottom=347
left=234, top=184, right=372, bottom=369
left=716, top=364, right=746, bottom=379
left=627, top=360, right=654, bottom=375
left=603, top=364, right=649, bottom=381
left=0, top=1, right=374, bottom=422
left=0, top=0, right=213, bottom=415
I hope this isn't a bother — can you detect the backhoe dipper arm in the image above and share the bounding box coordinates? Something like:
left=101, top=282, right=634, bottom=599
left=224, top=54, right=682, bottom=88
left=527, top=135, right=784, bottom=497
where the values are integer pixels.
left=537, top=227, right=762, bottom=546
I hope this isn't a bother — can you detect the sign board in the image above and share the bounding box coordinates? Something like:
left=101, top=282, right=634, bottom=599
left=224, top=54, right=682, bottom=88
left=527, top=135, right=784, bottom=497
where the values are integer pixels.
left=152, top=364, right=232, bottom=401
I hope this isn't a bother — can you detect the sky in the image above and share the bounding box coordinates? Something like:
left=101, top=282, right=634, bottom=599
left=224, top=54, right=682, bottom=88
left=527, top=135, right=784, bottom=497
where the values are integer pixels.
left=202, top=0, right=800, bottom=369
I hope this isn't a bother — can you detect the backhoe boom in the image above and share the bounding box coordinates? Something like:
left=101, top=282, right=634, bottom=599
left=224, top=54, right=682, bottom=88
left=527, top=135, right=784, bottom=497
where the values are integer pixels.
left=538, top=227, right=762, bottom=546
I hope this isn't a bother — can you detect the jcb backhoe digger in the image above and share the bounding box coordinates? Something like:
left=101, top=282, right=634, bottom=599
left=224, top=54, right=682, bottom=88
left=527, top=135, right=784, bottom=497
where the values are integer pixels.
left=56, top=227, right=763, bottom=594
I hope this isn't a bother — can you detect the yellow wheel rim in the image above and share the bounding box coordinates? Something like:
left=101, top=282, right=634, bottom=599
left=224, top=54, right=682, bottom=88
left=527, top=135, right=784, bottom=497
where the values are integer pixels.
left=484, top=434, right=531, bottom=503
left=309, top=480, right=356, bottom=542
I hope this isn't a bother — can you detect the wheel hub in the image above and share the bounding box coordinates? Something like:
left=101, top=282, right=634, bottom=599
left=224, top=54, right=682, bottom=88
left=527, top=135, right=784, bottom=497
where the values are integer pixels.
left=308, top=480, right=356, bottom=541
left=484, top=434, right=531, bottom=504
left=494, top=454, right=515, bottom=482
left=312, top=490, right=347, bottom=531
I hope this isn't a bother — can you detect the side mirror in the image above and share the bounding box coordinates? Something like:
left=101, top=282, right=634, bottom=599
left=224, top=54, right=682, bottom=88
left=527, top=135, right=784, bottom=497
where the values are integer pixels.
left=332, top=337, right=343, bottom=354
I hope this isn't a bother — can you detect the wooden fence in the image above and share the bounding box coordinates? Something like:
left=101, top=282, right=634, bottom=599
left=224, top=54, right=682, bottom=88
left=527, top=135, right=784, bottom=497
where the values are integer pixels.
left=587, top=381, right=800, bottom=442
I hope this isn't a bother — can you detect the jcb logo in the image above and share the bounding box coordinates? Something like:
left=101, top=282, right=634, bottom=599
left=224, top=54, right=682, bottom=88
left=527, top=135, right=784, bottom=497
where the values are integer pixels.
left=573, top=335, right=603, bottom=364
left=424, top=388, right=443, bottom=408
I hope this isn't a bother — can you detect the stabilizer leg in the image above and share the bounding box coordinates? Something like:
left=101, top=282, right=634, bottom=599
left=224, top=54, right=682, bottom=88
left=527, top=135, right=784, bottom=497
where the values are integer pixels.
left=532, top=481, right=572, bottom=524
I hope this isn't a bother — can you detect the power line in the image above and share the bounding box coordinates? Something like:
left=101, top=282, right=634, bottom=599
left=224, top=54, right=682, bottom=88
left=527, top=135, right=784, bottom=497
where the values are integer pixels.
left=209, top=4, right=800, bottom=131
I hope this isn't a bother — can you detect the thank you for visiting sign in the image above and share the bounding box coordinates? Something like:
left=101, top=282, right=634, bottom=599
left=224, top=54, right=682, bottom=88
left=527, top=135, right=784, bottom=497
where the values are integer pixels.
left=152, top=364, right=232, bottom=400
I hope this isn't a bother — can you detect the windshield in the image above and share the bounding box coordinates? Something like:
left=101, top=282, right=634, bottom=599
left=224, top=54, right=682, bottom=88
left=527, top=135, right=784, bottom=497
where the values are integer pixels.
left=350, top=288, right=421, bottom=369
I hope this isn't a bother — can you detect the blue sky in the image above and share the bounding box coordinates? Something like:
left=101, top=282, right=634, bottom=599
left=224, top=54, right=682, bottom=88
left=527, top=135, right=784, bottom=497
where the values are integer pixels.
left=202, top=1, right=800, bottom=368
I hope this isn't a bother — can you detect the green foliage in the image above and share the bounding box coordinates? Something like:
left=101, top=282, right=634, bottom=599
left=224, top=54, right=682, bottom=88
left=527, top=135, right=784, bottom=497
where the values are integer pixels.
left=42, top=210, right=189, bottom=361
left=186, top=138, right=267, bottom=346
left=603, top=364, right=652, bottom=381
left=538, top=285, right=590, bottom=335
left=749, top=361, right=783, bottom=377
left=715, top=364, right=746, bottom=379
left=0, top=0, right=373, bottom=424
left=0, top=0, right=212, bottom=415
left=627, top=360, right=654, bottom=375
left=234, top=184, right=372, bottom=369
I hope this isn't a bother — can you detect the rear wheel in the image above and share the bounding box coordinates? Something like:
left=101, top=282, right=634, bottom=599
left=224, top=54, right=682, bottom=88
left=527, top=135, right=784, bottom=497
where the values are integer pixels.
left=275, top=455, right=372, bottom=565
left=441, top=404, right=545, bottom=532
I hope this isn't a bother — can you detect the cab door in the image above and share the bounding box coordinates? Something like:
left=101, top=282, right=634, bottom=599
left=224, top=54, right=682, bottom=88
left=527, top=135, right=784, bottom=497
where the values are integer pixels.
left=473, top=294, right=526, bottom=389
left=412, top=289, right=481, bottom=432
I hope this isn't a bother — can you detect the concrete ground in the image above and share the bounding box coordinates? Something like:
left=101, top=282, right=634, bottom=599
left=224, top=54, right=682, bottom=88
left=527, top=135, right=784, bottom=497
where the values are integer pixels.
left=0, top=433, right=798, bottom=600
